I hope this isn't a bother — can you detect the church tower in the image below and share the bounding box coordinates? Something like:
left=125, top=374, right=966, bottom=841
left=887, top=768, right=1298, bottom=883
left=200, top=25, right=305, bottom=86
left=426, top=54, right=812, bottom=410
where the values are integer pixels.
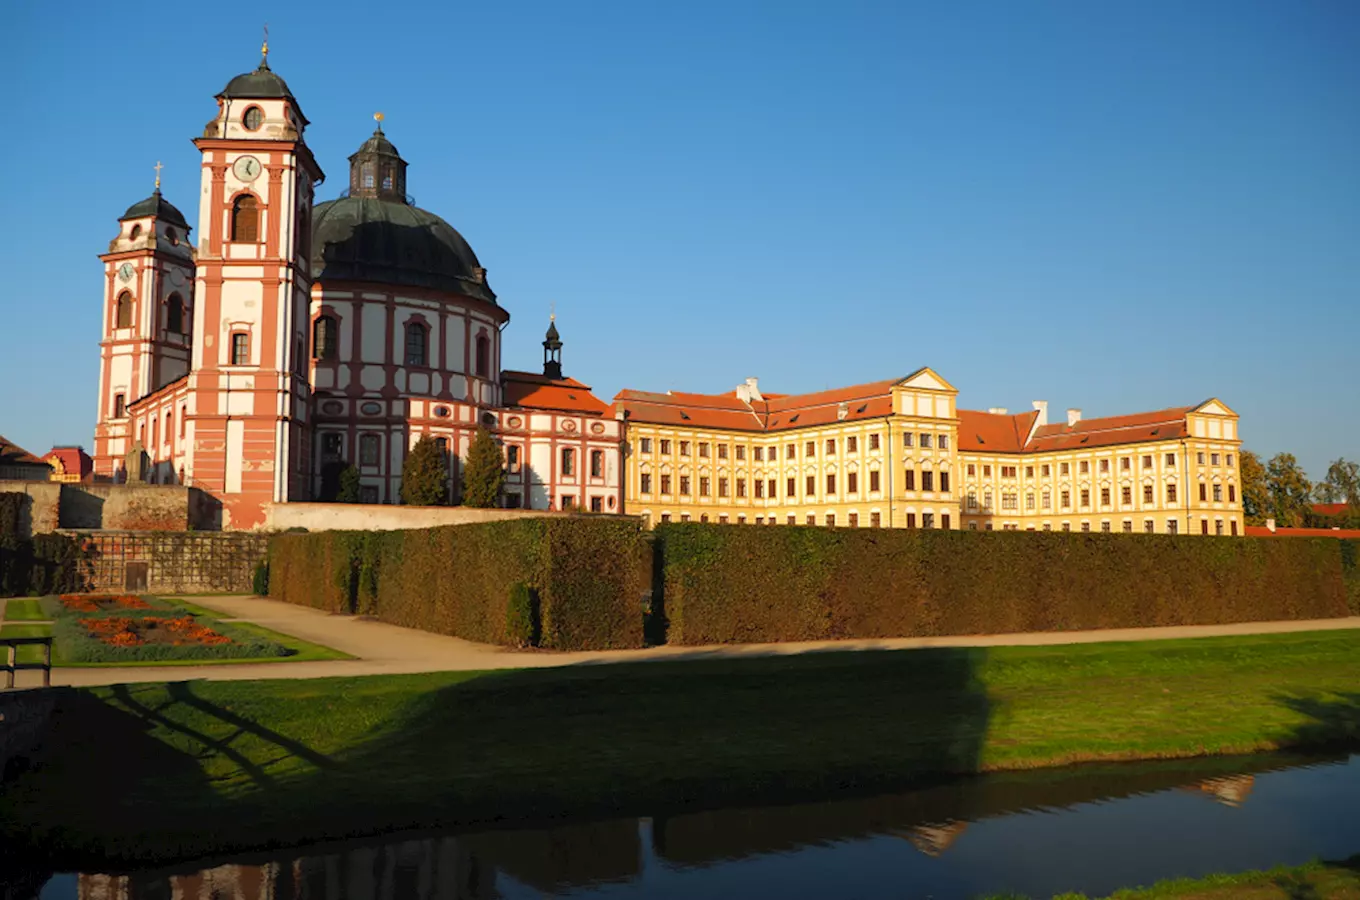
left=184, top=43, right=324, bottom=527
left=543, top=315, right=563, bottom=379
left=93, top=169, right=196, bottom=480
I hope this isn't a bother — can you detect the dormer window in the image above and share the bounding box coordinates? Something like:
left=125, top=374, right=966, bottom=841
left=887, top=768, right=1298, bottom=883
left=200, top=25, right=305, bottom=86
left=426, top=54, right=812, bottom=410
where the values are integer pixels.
left=243, top=106, right=264, bottom=131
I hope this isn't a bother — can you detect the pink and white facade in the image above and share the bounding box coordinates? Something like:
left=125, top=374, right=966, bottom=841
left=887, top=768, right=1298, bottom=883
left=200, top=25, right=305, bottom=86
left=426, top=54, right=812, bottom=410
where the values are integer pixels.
left=91, top=50, right=623, bottom=528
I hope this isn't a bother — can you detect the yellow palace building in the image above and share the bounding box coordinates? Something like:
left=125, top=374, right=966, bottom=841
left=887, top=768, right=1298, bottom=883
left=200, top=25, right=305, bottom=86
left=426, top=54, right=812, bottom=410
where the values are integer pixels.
left=609, top=368, right=1244, bottom=536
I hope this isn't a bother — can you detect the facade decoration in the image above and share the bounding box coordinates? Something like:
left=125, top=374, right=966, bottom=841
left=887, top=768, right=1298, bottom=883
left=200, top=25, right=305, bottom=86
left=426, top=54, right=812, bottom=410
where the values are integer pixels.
left=610, top=370, right=1244, bottom=536
left=90, top=50, right=621, bottom=527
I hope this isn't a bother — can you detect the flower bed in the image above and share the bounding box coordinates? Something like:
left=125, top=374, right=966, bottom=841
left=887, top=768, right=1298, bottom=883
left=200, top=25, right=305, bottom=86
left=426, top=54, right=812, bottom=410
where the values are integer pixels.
left=57, top=594, right=152, bottom=614
left=80, top=616, right=234, bottom=648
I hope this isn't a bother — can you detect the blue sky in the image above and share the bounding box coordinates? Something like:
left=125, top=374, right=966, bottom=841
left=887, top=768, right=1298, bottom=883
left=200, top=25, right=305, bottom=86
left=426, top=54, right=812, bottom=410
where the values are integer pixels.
left=3, top=0, right=1356, bottom=478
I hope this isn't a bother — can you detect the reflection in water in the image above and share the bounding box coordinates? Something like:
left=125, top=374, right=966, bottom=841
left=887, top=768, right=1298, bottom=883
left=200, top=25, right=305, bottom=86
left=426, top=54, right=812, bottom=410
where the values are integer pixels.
left=30, top=753, right=1360, bottom=900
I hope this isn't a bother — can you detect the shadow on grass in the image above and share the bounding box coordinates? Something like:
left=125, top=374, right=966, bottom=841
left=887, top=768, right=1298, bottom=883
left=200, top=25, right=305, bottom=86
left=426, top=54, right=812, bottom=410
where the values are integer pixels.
left=1276, top=692, right=1360, bottom=750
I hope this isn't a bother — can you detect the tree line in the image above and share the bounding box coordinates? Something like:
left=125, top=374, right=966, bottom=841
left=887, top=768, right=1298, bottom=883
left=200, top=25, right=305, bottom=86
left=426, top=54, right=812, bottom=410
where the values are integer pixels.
left=1239, top=452, right=1359, bottom=528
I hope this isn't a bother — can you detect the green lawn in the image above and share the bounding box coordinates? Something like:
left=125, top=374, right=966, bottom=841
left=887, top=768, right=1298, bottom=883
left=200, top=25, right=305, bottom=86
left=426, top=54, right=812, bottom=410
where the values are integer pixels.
left=1, top=598, right=48, bottom=621
left=987, top=854, right=1360, bottom=898
left=5, top=628, right=1359, bottom=868
left=0, top=623, right=52, bottom=665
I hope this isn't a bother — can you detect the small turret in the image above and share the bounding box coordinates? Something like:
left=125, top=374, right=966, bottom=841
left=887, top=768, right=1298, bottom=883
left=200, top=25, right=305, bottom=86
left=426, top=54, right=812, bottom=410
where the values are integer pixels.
left=543, top=313, right=563, bottom=379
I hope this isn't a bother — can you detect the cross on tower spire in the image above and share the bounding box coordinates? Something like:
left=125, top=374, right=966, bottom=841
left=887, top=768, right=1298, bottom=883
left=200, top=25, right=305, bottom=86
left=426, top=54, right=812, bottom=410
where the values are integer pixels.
left=260, top=24, right=270, bottom=69
left=153, top=161, right=163, bottom=192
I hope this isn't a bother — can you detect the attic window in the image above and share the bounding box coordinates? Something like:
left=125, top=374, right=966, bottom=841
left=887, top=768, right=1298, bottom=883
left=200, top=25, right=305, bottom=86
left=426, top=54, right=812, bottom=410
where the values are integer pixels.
left=679, top=411, right=691, bottom=420
left=1150, top=428, right=1160, bottom=436
left=975, top=435, right=985, bottom=444
left=568, top=394, right=577, bottom=400
left=1080, top=436, right=1089, bottom=443
left=856, top=404, right=868, bottom=414
left=789, top=414, right=800, bottom=423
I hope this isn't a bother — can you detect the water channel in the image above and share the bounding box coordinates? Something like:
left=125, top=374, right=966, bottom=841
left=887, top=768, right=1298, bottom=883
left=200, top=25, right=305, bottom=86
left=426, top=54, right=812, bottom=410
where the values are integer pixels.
left=21, top=752, right=1360, bottom=900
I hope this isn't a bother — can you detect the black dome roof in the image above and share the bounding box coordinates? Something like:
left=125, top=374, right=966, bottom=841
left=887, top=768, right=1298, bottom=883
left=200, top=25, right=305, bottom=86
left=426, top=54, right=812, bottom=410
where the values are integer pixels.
left=311, top=197, right=496, bottom=304
left=219, top=63, right=294, bottom=101
left=120, top=191, right=189, bottom=229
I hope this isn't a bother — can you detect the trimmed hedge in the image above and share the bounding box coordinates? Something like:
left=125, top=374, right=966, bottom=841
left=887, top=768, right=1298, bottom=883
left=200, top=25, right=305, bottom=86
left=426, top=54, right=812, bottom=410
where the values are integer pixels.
left=268, top=518, right=650, bottom=650
left=1343, top=539, right=1360, bottom=616
left=656, top=525, right=1352, bottom=645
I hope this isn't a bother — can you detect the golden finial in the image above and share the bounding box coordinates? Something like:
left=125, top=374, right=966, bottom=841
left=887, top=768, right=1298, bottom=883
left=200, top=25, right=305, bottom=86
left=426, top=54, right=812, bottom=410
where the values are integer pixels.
left=374, top=111, right=385, bottom=132
left=153, top=161, right=163, bottom=191
left=550, top=301, right=556, bottom=322
left=261, top=24, right=269, bottom=67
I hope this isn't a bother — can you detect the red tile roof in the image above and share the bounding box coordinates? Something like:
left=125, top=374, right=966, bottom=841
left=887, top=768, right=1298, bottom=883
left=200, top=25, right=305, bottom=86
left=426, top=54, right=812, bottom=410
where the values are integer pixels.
left=1312, top=503, right=1353, bottom=518
left=502, top=371, right=608, bottom=415
left=1027, top=407, right=1193, bottom=452
left=956, top=410, right=1040, bottom=453
left=42, top=446, right=93, bottom=480
left=0, top=435, right=47, bottom=469
left=612, top=379, right=900, bottom=434
left=1245, top=525, right=1360, bottom=539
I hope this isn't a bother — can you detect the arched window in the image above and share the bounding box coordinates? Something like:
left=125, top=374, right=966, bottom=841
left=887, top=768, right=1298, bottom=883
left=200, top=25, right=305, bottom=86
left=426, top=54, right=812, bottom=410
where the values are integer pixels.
left=231, top=195, right=259, bottom=242
left=312, top=315, right=338, bottom=360
left=115, top=292, right=133, bottom=329
left=166, top=294, right=184, bottom=333
left=362, top=163, right=375, bottom=189
left=129, top=224, right=142, bottom=241
left=165, top=411, right=174, bottom=450
left=405, top=321, right=427, bottom=367
left=475, top=333, right=490, bottom=378
left=360, top=434, right=380, bottom=466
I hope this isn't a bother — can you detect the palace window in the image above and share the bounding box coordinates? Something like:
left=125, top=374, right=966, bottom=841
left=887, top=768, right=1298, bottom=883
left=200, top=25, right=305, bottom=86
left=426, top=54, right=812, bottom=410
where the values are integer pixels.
left=871, top=512, right=881, bottom=527
left=1145, top=519, right=1155, bottom=533
left=1042, top=490, right=1051, bottom=509
left=847, top=471, right=858, bottom=493
left=231, top=332, right=249, bottom=365
left=166, top=294, right=185, bottom=333
left=1229, top=484, right=1236, bottom=502
left=1060, top=463, right=1070, bottom=476
left=115, top=292, right=133, bottom=329
left=1080, top=488, right=1091, bottom=507
left=806, top=474, right=816, bottom=495
left=787, top=515, right=796, bottom=525
left=869, top=433, right=880, bottom=451
left=923, top=512, right=935, bottom=528
left=869, top=471, right=880, bottom=492
left=591, top=450, right=604, bottom=478
left=786, top=444, right=796, bottom=459
left=1060, top=490, right=1070, bottom=509
left=787, top=477, right=796, bottom=497
left=322, top=433, right=343, bottom=459
left=1211, top=453, right=1221, bottom=465
left=1081, top=522, right=1091, bottom=533
left=1080, top=461, right=1090, bottom=475
left=983, top=465, right=992, bottom=477
left=404, top=322, right=428, bottom=366
left=1215, top=519, right=1224, bottom=535
left=475, top=334, right=490, bottom=378
left=1042, top=464, right=1051, bottom=477
left=1025, top=466, right=1034, bottom=478
left=1197, top=452, right=1206, bottom=465
left=920, top=433, right=932, bottom=449
left=1231, top=520, right=1238, bottom=535
left=1100, top=487, right=1111, bottom=506
left=825, top=439, right=835, bottom=455
left=1002, top=492, right=1017, bottom=510
left=922, top=470, right=934, bottom=491
left=1227, top=454, right=1235, bottom=467
left=1143, top=455, right=1154, bottom=469
left=1212, top=484, right=1222, bottom=502
left=507, top=445, right=521, bottom=473
left=904, top=469, right=916, bottom=491
left=1201, top=520, right=1209, bottom=535
left=807, top=515, right=817, bottom=526
left=1061, top=523, right=1071, bottom=532
left=312, top=315, right=338, bottom=360
left=360, top=486, right=379, bottom=504
left=680, top=475, right=691, bottom=495
left=907, top=513, right=917, bottom=528
left=718, top=444, right=728, bottom=459
left=561, top=448, right=576, bottom=476
left=903, top=433, right=914, bottom=448
left=826, top=473, right=836, bottom=494
left=967, top=492, right=978, bottom=510
left=1026, top=493, right=1035, bottom=510
left=767, top=478, right=776, bottom=498
left=1122, top=486, right=1132, bottom=504
left=806, top=441, right=816, bottom=457
left=847, top=436, right=858, bottom=452
left=640, top=437, right=652, bottom=453
left=1168, top=519, right=1178, bottom=534
left=755, top=479, right=764, bottom=499
left=984, top=490, right=993, bottom=509
left=230, top=195, right=259, bottom=242
left=640, top=473, right=652, bottom=494
left=1200, top=484, right=1208, bottom=502
left=165, top=411, right=173, bottom=448
left=735, top=446, right=744, bottom=460
left=699, top=442, right=710, bottom=458
left=660, top=439, right=671, bottom=454
left=737, top=478, right=746, bottom=498
left=1102, top=521, right=1112, bottom=533
left=967, top=464, right=976, bottom=477
left=754, top=446, right=763, bottom=461
left=680, top=441, right=690, bottom=456
left=1002, top=466, right=1017, bottom=478
left=826, top=513, right=836, bottom=527
left=1167, top=484, right=1178, bottom=503
left=660, top=474, right=671, bottom=494
left=699, top=476, right=710, bottom=497
left=1144, top=485, right=1154, bottom=503
left=1165, top=453, right=1177, bottom=467
left=939, top=435, right=949, bottom=450
left=849, top=513, right=859, bottom=527
left=113, top=393, right=126, bottom=418
left=360, top=434, right=380, bottom=466
left=561, top=495, right=576, bottom=510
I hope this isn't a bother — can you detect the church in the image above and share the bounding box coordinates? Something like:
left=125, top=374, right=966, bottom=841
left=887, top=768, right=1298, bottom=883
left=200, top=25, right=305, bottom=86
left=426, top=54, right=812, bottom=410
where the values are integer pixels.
left=92, top=48, right=624, bottom=528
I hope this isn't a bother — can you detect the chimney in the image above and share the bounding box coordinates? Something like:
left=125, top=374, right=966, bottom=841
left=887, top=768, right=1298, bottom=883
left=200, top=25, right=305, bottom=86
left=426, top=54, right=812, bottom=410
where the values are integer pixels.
left=1032, top=400, right=1048, bottom=427
left=1067, top=408, right=1082, bottom=427
left=987, top=407, right=1009, bottom=415
left=1266, top=518, right=1276, bottom=533
left=837, top=401, right=849, bottom=421
left=735, top=377, right=763, bottom=405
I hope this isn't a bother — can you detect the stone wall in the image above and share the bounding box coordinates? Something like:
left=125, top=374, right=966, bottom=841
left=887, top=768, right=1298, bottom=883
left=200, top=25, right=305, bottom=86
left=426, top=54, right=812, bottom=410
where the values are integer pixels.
left=262, top=502, right=632, bottom=532
left=0, top=482, right=61, bottom=536
left=69, top=531, right=269, bottom=594
left=0, top=482, right=218, bottom=535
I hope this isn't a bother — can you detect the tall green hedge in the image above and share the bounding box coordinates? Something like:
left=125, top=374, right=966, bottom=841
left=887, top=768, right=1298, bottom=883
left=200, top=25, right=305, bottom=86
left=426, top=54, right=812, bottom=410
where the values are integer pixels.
left=656, top=525, right=1351, bottom=645
left=1342, top=539, right=1359, bottom=616
left=1, top=493, right=93, bottom=596
left=268, top=518, right=650, bottom=650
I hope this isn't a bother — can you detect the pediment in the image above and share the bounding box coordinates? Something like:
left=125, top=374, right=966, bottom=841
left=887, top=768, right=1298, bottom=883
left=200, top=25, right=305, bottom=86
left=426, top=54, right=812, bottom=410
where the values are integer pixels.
left=1193, top=398, right=1236, bottom=417
left=898, top=367, right=956, bottom=393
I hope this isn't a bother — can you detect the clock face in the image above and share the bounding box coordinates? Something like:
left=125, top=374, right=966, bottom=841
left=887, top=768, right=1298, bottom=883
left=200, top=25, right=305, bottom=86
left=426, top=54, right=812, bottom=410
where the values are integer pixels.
left=118, top=263, right=135, bottom=283
left=233, top=155, right=262, bottom=182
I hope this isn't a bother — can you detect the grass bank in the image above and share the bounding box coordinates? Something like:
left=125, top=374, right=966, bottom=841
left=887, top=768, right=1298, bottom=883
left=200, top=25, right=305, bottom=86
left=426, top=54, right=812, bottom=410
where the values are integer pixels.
left=1, top=598, right=47, bottom=621
left=4, top=629, right=1359, bottom=867
left=987, top=854, right=1360, bottom=898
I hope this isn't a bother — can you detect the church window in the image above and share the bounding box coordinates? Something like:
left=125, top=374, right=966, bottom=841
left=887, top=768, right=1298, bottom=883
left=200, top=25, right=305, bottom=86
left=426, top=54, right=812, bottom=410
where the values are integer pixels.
left=115, top=292, right=133, bottom=329
left=165, top=412, right=173, bottom=449
left=562, top=448, right=576, bottom=476
left=362, top=163, right=375, bottom=189
left=180, top=406, right=186, bottom=438
left=360, top=434, right=380, bottom=466
left=382, top=168, right=394, bottom=192
left=591, top=450, right=603, bottom=478
left=242, top=106, right=263, bottom=131
left=475, top=333, right=490, bottom=378
left=166, top=295, right=184, bottom=333
left=231, top=195, right=259, bottom=242
left=113, top=394, right=126, bottom=418
left=231, top=332, right=249, bottom=365
left=405, top=322, right=428, bottom=367
left=313, top=315, right=338, bottom=360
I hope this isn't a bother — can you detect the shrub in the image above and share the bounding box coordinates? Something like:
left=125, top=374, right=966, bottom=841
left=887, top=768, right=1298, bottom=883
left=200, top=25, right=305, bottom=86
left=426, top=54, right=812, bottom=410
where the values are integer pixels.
left=401, top=436, right=449, bottom=506
left=252, top=559, right=270, bottom=596
left=462, top=428, right=505, bottom=508
left=1342, top=539, right=1360, bottom=616
left=656, top=525, right=1351, bottom=645
left=268, top=518, right=649, bottom=650
left=1, top=531, right=93, bottom=597
left=337, top=465, right=362, bottom=504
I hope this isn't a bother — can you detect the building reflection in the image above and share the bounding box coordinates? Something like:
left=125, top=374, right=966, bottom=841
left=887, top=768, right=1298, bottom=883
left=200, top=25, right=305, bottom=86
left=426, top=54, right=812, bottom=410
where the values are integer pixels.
left=1180, top=774, right=1256, bottom=808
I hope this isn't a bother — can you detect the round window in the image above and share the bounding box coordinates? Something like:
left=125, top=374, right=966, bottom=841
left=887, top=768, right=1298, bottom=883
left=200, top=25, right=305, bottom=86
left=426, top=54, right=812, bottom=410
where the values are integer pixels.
left=433, top=406, right=451, bottom=418
left=481, top=412, right=496, bottom=427
left=243, top=107, right=264, bottom=131
left=129, top=224, right=142, bottom=240
left=361, top=401, right=382, bottom=416
left=321, top=400, right=344, bottom=415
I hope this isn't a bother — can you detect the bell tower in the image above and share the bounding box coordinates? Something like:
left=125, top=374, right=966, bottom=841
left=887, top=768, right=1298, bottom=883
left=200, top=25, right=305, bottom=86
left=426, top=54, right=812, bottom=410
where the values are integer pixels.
left=93, top=166, right=196, bottom=480
left=184, top=42, right=324, bottom=526
left=543, top=314, right=563, bottom=380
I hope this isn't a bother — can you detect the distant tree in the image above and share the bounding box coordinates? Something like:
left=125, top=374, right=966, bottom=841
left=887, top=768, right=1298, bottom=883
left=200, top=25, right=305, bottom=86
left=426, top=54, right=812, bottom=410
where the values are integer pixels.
left=1265, top=452, right=1313, bottom=527
left=1313, top=457, right=1360, bottom=506
left=1239, top=450, right=1270, bottom=525
left=462, top=428, right=505, bottom=508
left=401, top=436, right=449, bottom=506
left=337, top=464, right=362, bottom=503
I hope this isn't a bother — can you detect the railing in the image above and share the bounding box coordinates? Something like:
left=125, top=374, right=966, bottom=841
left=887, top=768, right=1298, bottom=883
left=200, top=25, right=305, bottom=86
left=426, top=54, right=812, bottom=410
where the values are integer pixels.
left=2, top=637, right=53, bottom=689
left=333, top=188, right=418, bottom=206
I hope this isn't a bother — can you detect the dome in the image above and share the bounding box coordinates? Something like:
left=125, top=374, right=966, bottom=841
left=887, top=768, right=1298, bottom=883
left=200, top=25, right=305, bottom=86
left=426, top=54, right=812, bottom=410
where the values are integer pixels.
left=120, top=191, right=189, bottom=229
left=310, top=197, right=496, bottom=304
left=219, top=63, right=294, bottom=101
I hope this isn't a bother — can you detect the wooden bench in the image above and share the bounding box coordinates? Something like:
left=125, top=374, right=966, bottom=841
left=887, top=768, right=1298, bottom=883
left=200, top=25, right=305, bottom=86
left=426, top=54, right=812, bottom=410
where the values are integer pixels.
left=2, top=637, right=53, bottom=689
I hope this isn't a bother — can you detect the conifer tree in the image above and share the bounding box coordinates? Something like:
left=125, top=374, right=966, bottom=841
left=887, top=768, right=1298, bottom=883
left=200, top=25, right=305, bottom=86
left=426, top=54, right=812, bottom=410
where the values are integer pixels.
left=337, top=464, right=362, bottom=503
left=401, top=435, right=449, bottom=506
left=462, top=427, right=505, bottom=508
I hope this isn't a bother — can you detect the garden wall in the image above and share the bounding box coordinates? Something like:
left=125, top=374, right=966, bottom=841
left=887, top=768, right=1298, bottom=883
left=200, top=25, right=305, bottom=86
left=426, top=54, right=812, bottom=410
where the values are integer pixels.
left=268, top=518, right=651, bottom=650
left=656, top=525, right=1352, bottom=645
left=262, top=502, right=627, bottom=533
left=71, top=531, right=269, bottom=594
